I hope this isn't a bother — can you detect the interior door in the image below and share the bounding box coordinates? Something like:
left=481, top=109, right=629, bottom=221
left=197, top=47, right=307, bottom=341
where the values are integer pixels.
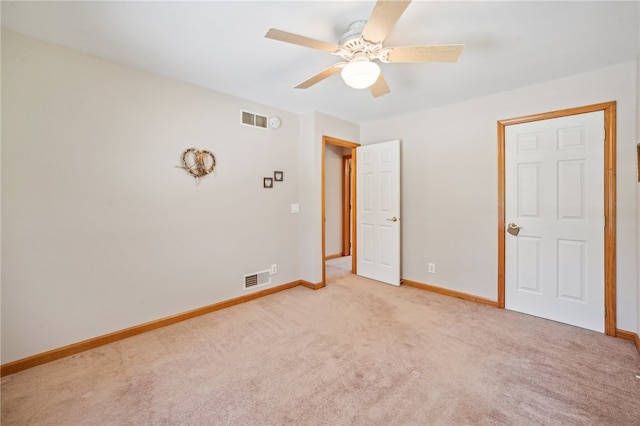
left=356, top=140, right=401, bottom=286
left=505, top=111, right=604, bottom=332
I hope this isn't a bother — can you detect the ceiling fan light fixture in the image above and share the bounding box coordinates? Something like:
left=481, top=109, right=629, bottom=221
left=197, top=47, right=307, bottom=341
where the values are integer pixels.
left=341, top=59, right=380, bottom=89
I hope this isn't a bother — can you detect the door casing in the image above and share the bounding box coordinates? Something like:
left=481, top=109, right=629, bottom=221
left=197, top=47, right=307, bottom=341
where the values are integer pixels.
left=497, top=101, right=617, bottom=335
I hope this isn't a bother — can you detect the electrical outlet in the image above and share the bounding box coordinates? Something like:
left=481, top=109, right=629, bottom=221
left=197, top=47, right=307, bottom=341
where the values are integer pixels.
left=270, top=264, right=278, bottom=275
left=428, top=263, right=436, bottom=274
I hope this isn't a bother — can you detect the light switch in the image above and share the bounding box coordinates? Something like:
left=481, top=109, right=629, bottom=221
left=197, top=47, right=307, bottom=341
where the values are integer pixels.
left=291, top=203, right=300, bottom=214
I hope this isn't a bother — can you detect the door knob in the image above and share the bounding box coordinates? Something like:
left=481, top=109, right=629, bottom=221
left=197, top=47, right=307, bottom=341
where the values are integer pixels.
left=387, top=217, right=398, bottom=222
left=507, top=223, right=521, bottom=236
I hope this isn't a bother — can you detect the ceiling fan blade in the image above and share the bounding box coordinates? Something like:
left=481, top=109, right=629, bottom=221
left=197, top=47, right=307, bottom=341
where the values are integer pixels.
left=369, top=73, right=390, bottom=98
left=361, top=0, right=412, bottom=44
left=386, top=45, right=464, bottom=63
left=265, top=29, right=340, bottom=53
left=295, top=63, right=346, bottom=89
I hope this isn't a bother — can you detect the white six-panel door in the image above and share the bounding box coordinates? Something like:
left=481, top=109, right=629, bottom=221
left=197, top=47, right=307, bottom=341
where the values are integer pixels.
left=356, top=140, right=401, bottom=286
left=505, top=111, right=604, bottom=331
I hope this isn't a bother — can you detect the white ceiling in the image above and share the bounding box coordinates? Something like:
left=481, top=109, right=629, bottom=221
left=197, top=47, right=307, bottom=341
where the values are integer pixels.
left=2, top=1, right=639, bottom=124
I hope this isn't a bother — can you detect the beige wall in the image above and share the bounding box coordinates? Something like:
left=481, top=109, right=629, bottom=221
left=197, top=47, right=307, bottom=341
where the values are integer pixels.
left=1, top=30, right=306, bottom=363
left=362, top=61, right=639, bottom=333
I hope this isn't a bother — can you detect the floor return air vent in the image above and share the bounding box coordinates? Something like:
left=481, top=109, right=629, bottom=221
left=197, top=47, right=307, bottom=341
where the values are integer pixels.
left=243, top=270, right=271, bottom=290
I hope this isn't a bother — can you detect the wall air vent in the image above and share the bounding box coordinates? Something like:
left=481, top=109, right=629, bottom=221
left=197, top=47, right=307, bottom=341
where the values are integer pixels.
left=243, top=270, right=271, bottom=290
left=241, top=110, right=268, bottom=129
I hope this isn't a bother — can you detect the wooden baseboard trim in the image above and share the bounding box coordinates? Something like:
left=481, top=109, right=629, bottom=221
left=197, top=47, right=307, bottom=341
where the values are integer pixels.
left=402, top=279, right=500, bottom=308
left=300, top=280, right=325, bottom=290
left=616, top=329, right=640, bottom=355
left=324, top=253, right=343, bottom=260
left=1, top=280, right=302, bottom=377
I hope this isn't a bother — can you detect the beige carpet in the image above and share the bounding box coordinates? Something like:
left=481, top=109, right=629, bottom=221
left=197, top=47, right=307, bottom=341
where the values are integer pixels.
left=2, top=256, right=640, bottom=425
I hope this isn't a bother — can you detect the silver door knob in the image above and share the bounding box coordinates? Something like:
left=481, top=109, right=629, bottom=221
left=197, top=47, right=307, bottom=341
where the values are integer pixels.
left=387, top=217, right=398, bottom=222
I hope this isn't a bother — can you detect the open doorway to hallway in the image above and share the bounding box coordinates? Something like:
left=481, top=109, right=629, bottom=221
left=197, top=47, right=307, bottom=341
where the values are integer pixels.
left=322, top=136, right=359, bottom=285
left=325, top=256, right=353, bottom=282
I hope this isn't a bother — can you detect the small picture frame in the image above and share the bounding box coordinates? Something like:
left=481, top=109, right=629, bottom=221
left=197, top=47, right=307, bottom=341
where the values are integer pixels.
left=264, top=177, right=273, bottom=188
left=274, top=171, right=284, bottom=182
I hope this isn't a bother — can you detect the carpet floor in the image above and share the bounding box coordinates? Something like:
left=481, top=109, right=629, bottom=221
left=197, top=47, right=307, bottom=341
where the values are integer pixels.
left=2, top=257, right=639, bottom=425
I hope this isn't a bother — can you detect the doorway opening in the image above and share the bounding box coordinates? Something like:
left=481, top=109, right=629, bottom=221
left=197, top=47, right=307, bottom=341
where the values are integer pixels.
left=322, top=136, right=360, bottom=286
left=497, top=101, right=617, bottom=335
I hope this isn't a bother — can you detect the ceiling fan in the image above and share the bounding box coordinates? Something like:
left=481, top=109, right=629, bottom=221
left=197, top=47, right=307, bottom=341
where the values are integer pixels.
left=265, top=0, right=463, bottom=97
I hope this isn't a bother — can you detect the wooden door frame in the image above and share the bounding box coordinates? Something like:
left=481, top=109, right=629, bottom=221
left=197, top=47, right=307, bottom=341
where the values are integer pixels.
left=322, top=136, right=360, bottom=286
left=497, top=101, right=617, bottom=335
left=342, top=155, right=352, bottom=256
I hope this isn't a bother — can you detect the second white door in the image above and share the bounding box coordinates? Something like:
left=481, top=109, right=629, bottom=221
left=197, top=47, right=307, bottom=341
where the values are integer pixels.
left=505, top=111, right=604, bottom=332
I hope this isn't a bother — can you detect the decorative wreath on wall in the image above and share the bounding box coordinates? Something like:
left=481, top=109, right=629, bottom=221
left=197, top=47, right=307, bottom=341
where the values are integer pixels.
left=176, top=148, right=216, bottom=181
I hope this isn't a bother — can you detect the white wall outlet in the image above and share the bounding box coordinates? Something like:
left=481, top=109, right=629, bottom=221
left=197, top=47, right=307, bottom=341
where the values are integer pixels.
left=270, top=264, right=278, bottom=275
left=428, top=263, right=436, bottom=274
left=291, top=203, right=300, bottom=214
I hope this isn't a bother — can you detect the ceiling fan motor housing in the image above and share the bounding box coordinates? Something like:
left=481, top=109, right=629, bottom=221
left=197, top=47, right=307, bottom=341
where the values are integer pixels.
left=339, top=20, right=367, bottom=45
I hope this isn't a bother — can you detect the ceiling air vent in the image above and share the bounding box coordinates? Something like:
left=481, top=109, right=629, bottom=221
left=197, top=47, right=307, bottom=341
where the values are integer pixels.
left=241, top=110, right=268, bottom=129
left=243, top=270, right=271, bottom=290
